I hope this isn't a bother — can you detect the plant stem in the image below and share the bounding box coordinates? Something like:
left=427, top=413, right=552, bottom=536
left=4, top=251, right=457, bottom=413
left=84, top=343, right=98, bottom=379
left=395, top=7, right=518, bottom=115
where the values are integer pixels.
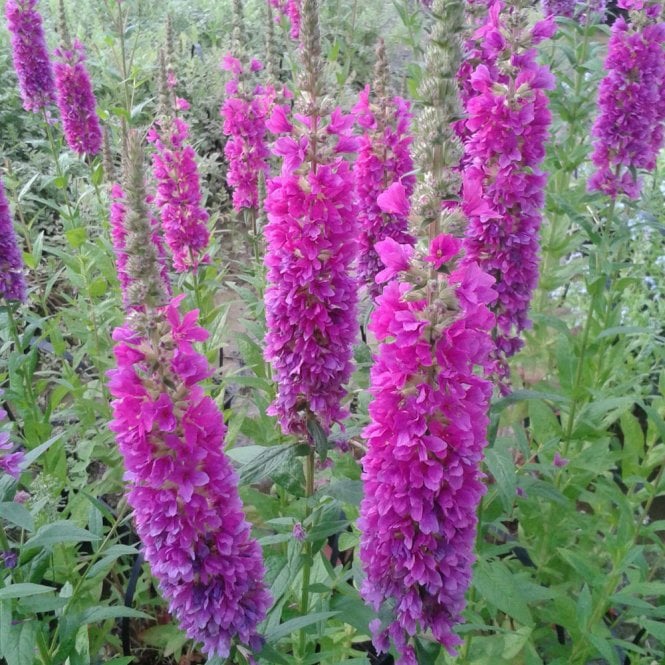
left=298, top=450, right=315, bottom=660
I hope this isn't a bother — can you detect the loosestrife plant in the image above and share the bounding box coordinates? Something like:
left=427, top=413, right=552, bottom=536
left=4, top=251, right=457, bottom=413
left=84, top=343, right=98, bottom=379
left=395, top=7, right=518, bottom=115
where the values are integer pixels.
left=263, top=0, right=358, bottom=436
left=108, top=133, right=270, bottom=658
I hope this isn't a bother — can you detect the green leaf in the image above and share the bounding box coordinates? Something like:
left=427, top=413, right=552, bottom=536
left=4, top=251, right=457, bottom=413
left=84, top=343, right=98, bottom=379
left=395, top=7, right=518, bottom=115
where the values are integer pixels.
left=73, top=605, right=151, bottom=626
left=23, top=433, right=62, bottom=465
left=473, top=560, right=533, bottom=626
left=307, top=416, right=329, bottom=462
left=0, top=583, right=55, bottom=600
left=86, top=544, right=138, bottom=578
left=0, top=502, right=34, bottom=532
left=65, top=227, right=86, bottom=249
left=319, top=479, right=363, bottom=506
left=237, top=444, right=299, bottom=486
left=415, top=638, right=441, bottom=664
left=4, top=620, right=37, bottom=665
left=619, top=411, right=644, bottom=479
left=265, top=611, right=339, bottom=643
left=484, top=444, right=516, bottom=511
left=23, top=521, right=100, bottom=551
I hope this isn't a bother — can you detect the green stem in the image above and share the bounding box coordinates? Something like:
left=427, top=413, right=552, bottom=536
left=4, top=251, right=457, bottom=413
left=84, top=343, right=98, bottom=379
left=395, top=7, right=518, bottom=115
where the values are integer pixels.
left=5, top=303, right=39, bottom=421
left=298, top=450, right=315, bottom=660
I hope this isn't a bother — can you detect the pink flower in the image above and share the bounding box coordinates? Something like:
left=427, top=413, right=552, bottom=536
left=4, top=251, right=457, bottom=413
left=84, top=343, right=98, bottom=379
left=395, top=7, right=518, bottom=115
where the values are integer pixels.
left=359, top=236, right=496, bottom=661
left=5, top=0, right=55, bottom=112
left=461, top=0, right=554, bottom=382
left=148, top=115, right=210, bottom=272
left=53, top=40, right=102, bottom=155
left=108, top=299, right=271, bottom=657
left=353, top=87, right=415, bottom=299
left=425, top=234, right=461, bottom=270
left=588, top=4, right=665, bottom=198
left=375, top=238, right=414, bottom=283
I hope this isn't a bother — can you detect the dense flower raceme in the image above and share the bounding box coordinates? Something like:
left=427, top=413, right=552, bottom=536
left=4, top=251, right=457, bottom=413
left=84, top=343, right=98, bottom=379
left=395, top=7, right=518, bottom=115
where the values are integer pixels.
left=359, top=235, right=496, bottom=665
left=541, top=0, right=607, bottom=23
left=108, top=298, right=271, bottom=658
left=108, top=184, right=171, bottom=309
left=53, top=40, right=102, bottom=155
left=263, top=106, right=359, bottom=436
left=353, top=85, right=415, bottom=299
left=220, top=55, right=274, bottom=211
left=0, top=178, right=27, bottom=303
left=147, top=107, right=211, bottom=272
left=461, top=2, right=555, bottom=376
left=588, top=1, right=665, bottom=198
left=541, top=0, right=575, bottom=16
left=5, top=0, right=55, bottom=113
left=269, top=0, right=301, bottom=39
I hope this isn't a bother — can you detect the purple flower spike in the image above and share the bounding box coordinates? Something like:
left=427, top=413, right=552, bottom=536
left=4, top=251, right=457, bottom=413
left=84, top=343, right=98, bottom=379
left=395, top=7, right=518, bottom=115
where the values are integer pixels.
left=0, top=179, right=27, bottom=303
left=147, top=113, right=211, bottom=273
left=353, top=85, right=415, bottom=300
left=5, top=0, right=55, bottom=113
left=54, top=40, right=103, bottom=156
left=461, top=1, right=554, bottom=381
left=108, top=298, right=271, bottom=658
left=588, top=2, right=665, bottom=198
left=359, top=235, right=496, bottom=663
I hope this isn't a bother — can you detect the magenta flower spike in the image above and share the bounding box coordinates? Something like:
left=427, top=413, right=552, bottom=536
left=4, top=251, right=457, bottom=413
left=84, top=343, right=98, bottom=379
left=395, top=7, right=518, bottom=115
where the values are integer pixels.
left=5, top=0, right=55, bottom=113
left=269, top=0, right=301, bottom=39
left=353, top=42, right=415, bottom=299
left=461, top=1, right=555, bottom=381
left=263, top=0, right=358, bottom=437
left=148, top=107, right=211, bottom=273
left=220, top=56, right=272, bottom=212
left=53, top=40, right=103, bottom=156
left=108, top=133, right=270, bottom=656
left=108, top=298, right=271, bottom=658
left=359, top=234, right=496, bottom=664
left=588, top=0, right=665, bottom=198
left=0, top=179, right=27, bottom=303
left=541, top=0, right=575, bottom=16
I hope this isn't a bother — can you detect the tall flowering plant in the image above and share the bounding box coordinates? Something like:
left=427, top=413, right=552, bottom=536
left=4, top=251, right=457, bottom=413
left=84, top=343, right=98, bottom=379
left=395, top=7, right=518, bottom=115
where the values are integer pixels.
left=5, top=0, right=55, bottom=113
left=263, top=0, right=358, bottom=436
left=220, top=54, right=272, bottom=212
left=107, top=133, right=270, bottom=658
left=147, top=59, right=210, bottom=273
left=353, top=40, right=415, bottom=300
left=359, top=1, right=496, bottom=660
left=588, top=0, right=665, bottom=198
left=53, top=39, right=103, bottom=156
left=359, top=229, right=496, bottom=664
left=461, top=0, right=555, bottom=380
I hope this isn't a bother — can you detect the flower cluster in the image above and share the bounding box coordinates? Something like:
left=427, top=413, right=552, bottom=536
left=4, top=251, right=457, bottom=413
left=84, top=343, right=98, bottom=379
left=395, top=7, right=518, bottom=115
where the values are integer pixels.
left=220, top=55, right=273, bottom=212
left=147, top=107, right=210, bottom=272
left=353, top=54, right=415, bottom=298
left=263, top=0, right=358, bottom=436
left=269, top=0, right=301, bottom=40
left=5, top=0, right=55, bottom=113
left=0, top=178, right=27, bottom=303
left=53, top=40, right=102, bottom=156
left=541, top=0, right=607, bottom=23
left=359, top=235, right=496, bottom=664
left=461, top=1, right=555, bottom=377
left=108, top=297, right=271, bottom=658
left=541, top=0, right=575, bottom=16
left=588, top=1, right=665, bottom=198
